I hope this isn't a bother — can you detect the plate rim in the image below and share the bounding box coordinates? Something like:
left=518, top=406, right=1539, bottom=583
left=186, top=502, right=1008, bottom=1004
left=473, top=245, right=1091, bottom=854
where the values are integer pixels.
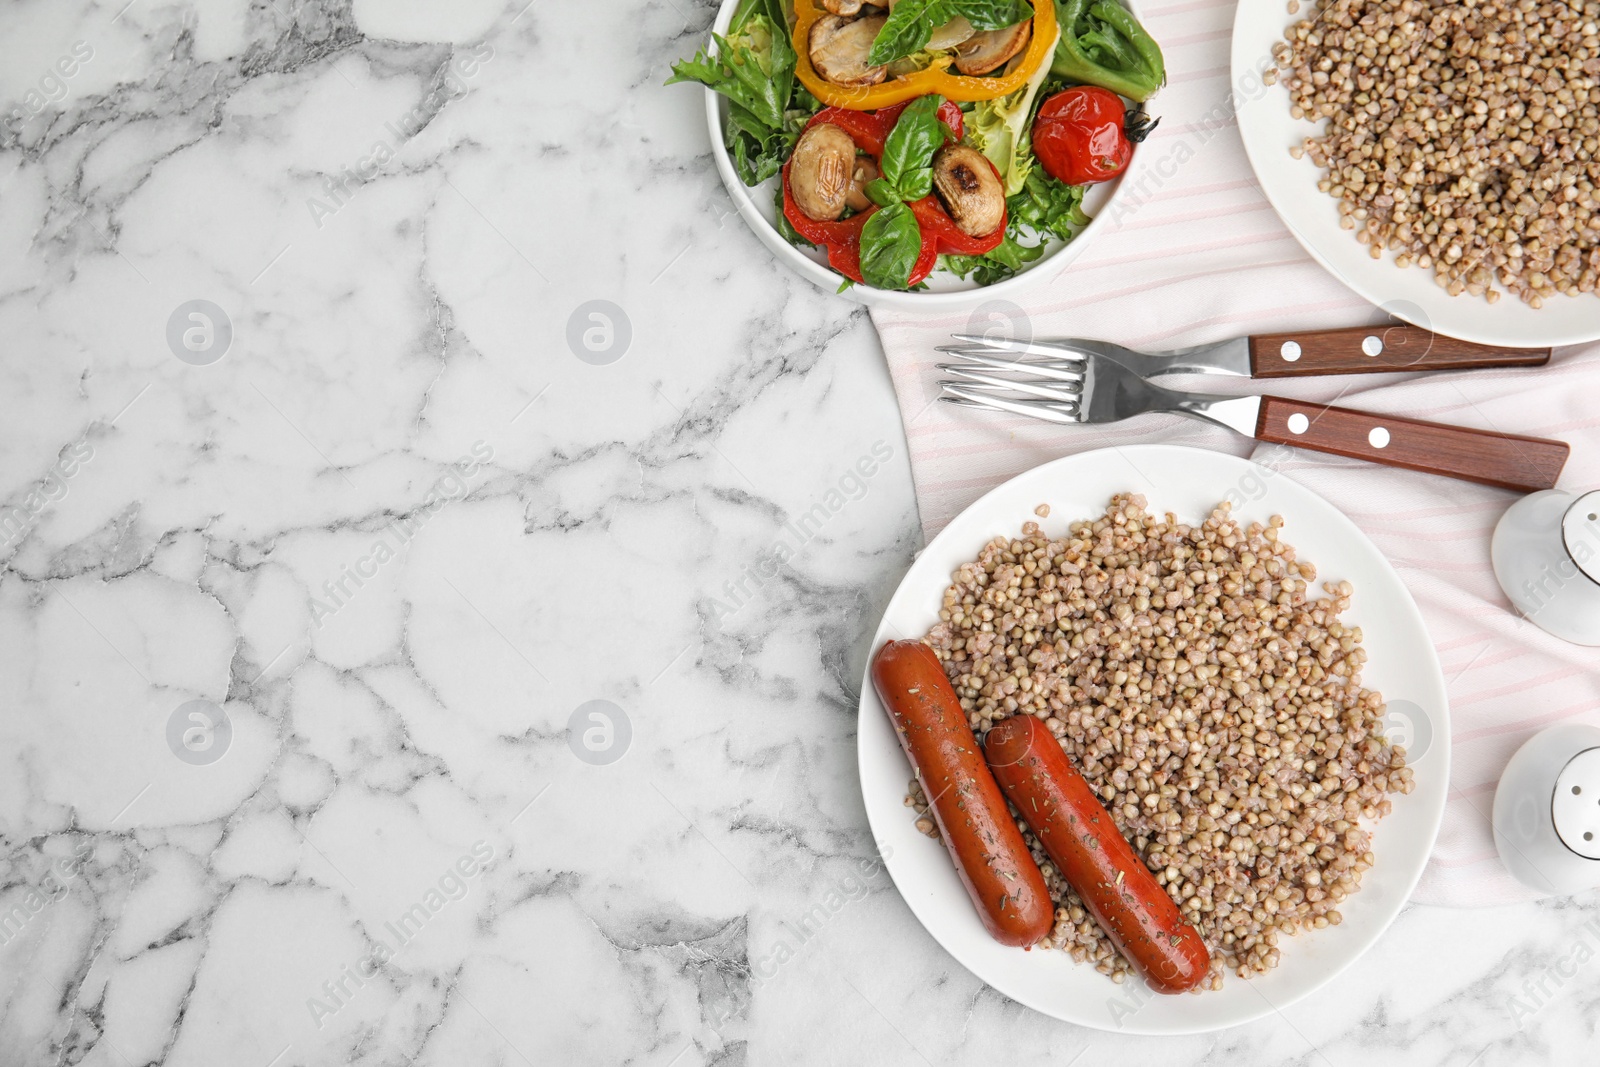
left=855, top=443, right=1451, bottom=1035
left=1230, top=0, right=1600, bottom=347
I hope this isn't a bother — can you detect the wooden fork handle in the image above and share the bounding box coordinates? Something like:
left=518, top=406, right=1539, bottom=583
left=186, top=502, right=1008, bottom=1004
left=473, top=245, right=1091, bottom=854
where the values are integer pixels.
left=1248, top=325, right=1550, bottom=377
left=1256, top=396, right=1570, bottom=492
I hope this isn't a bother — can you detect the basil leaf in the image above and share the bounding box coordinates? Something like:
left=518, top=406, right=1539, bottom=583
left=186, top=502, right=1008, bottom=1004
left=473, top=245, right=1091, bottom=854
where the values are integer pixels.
left=906, top=168, right=936, bottom=202
left=868, top=0, right=946, bottom=66
left=958, top=0, right=1033, bottom=31
left=879, top=94, right=952, bottom=202
left=869, top=0, right=1033, bottom=64
left=865, top=178, right=902, bottom=207
left=858, top=203, right=924, bottom=290
left=897, top=166, right=933, bottom=203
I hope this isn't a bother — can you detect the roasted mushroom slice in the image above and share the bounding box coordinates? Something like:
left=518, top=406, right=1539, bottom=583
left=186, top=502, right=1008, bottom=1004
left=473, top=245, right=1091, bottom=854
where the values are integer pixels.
left=881, top=0, right=974, bottom=48
left=953, top=20, right=1032, bottom=76
left=932, top=144, right=1005, bottom=237
left=809, top=14, right=889, bottom=87
left=819, top=0, right=865, bottom=13
left=789, top=123, right=859, bottom=222
left=926, top=16, right=976, bottom=50
left=844, top=156, right=881, bottom=212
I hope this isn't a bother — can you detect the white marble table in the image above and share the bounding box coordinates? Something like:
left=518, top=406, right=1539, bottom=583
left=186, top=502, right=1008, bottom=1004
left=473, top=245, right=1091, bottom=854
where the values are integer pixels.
left=0, top=2, right=1593, bottom=1064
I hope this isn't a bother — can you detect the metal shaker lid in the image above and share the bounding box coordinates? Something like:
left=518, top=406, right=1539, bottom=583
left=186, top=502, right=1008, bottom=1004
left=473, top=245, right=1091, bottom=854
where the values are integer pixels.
left=1562, top=491, right=1600, bottom=586
left=1553, top=746, right=1600, bottom=861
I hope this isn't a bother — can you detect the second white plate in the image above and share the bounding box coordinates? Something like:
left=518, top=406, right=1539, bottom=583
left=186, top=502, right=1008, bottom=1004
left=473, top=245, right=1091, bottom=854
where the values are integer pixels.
left=857, top=445, right=1450, bottom=1034
left=1233, top=0, right=1600, bottom=347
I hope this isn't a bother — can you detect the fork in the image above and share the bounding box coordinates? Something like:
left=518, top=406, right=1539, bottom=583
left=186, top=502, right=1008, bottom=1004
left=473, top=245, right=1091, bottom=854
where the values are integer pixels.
left=948, top=323, right=1552, bottom=379
left=936, top=346, right=1570, bottom=492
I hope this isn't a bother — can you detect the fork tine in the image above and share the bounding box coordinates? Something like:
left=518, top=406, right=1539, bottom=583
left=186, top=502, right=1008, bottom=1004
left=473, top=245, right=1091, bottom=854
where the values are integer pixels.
left=939, top=340, right=1085, bottom=361
left=940, top=384, right=1082, bottom=424
left=936, top=358, right=1086, bottom=383
left=936, top=343, right=1086, bottom=369
left=937, top=366, right=1084, bottom=401
left=949, top=333, right=1077, bottom=354
left=947, top=332, right=1019, bottom=349
left=939, top=381, right=1083, bottom=410
left=936, top=348, right=1087, bottom=382
left=948, top=333, right=1101, bottom=359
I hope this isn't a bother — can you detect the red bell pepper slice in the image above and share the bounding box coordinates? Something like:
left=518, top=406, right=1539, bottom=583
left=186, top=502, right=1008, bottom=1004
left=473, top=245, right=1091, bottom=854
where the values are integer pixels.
left=780, top=97, right=1002, bottom=288
left=807, top=99, right=965, bottom=154
left=781, top=177, right=871, bottom=281
left=908, top=196, right=1005, bottom=257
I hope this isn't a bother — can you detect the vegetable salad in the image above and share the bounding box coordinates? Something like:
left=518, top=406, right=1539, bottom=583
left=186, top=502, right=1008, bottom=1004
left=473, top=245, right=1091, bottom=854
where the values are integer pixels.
left=670, top=0, right=1164, bottom=293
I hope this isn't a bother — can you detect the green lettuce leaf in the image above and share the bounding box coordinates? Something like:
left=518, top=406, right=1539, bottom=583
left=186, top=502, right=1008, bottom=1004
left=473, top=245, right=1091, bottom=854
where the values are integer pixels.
left=964, top=24, right=1059, bottom=196
left=668, top=3, right=808, bottom=186
left=1009, top=165, right=1088, bottom=242
left=941, top=234, right=1047, bottom=285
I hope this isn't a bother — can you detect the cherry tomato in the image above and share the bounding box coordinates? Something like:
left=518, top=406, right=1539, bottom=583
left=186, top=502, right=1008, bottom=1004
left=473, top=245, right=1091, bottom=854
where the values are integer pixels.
left=1032, top=86, right=1136, bottom=186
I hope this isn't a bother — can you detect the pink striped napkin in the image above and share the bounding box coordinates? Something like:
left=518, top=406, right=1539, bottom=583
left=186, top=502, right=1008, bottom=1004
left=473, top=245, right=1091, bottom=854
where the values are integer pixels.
left=870, top=0, right=1600, bottom=906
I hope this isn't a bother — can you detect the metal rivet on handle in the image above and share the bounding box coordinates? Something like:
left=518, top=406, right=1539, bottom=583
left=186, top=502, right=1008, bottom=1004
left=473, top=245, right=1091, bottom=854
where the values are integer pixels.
left=1362, top=335, right=1384, bottom=356
left=1287, top=413, right=1310, bottom=434
left=1281, top=341, right=1302, bottom=362
left=1369, top=427, right=1391, bottom=448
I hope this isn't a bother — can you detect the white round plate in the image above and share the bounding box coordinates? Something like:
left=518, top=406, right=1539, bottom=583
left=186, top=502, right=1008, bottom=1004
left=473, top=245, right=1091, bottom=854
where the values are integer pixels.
left=1233, top=0, right=1600, bottom=347
left=857, top=445, right=1450, bottom=1034
left=702, top=0, right=1154, bottom=310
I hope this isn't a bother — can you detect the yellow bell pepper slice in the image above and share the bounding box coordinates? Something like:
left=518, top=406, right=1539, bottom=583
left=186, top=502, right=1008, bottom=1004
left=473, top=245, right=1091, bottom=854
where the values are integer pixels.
left=793, top=0, right=1056, bottom=110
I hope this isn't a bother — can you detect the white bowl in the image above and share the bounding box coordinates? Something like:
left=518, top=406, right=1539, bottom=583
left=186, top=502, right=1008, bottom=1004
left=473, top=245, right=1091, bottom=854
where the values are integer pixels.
left=701, top=0, right=1154, bottom=310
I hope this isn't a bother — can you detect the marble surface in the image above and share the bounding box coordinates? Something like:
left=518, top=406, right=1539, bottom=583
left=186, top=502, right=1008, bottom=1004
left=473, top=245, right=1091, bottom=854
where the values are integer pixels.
left=0, top=1, right=1595, bottom=1064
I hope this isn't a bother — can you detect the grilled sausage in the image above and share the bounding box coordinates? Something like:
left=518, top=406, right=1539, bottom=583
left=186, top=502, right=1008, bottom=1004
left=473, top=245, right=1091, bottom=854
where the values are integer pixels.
left=984, top=714, right=1211, bottom=992
left=871, top=640, right=1054, bottom=947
